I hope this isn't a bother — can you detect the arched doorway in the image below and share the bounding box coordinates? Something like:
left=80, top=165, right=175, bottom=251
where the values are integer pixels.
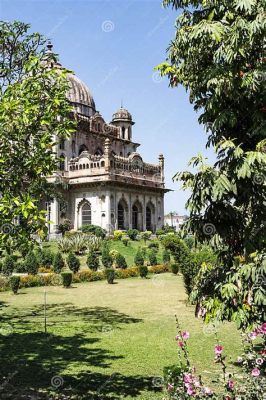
left=146, top=201, right=155, bottom=232
left=117, top=199, right=128, bottom=230
left=146, top=206, right=152, bottom=231
left=132, top=200, right=143, bottom=231
left=81, top=202, right=91, bottom=226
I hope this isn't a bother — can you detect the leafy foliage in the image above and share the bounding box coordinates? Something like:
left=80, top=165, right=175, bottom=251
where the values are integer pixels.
left=10, top=276, right=20, bottom=294
left=52, top=252, right=65, bottom=273
left=148, top=251, right=158, bottom=266
left=67, top=252, right=80, bottom=274
left=24, top=252, right=39, bottom=275
left=2, top=255, right=16, bottom=276
left=61, top=272, right=72, bottom=288
left=0, top=21, right=75, bottom=252
left=101, top=242, right=113, bottom=268
left=134, top=248, right=144, bottom=267
left=57, top=219, right=72, bottom=237
left=139, top=265, right=148, bottom=278
left=105, top=268, right=115, bottom=284
left=127, top=229, right=139, bottom=240
left=86, top=251, right=99, bottom=271
left=115, top=253, right=128, bottom=269
left=80, top=224, right=106, bottom=239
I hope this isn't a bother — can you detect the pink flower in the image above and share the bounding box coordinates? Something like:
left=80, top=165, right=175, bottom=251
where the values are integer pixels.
left=183, top=373, right=193, bottom=384
left=249, top=331, right=258, bottom=340
left=204, top=387, right=213, bottom=395
left=194, top=380, right=200, bottom=388
left=177, top=340, right=184, bottom=348
left=260, top=323, right=266, bottom=334
left=227, top=379, right=235, bottom=390
left=214, top=345, right=224, bottom=355
left=256, top=358, right=264, bottom=365
left=181, top=331, right=190, bottom=340
left=251, top=368, right=260, bottom=377
left=186, top=384, right=195, bottom=396
left=175, top=335, right=181, bottom=341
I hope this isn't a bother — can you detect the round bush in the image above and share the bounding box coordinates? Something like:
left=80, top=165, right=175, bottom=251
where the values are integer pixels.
left=53, top=252, right=65, bottom=273
left=139, top=265, right=148, bottom=278
left=121, top=236, right=129, bottom=246
left=127, top=229, right=139, bottom=240
left=38, top=248, right=54, bottom=267
left=61, top=272, right=72, bottom=288
left=149, top=251, right=158, bottom=266
left=134, top=249, right=144, bottom=267
left=171, top=263, right=179, bottom=275
left=148, top=241, right=159, bottom=251
left=67, top=252, right=80, bottom=273
left=10, top=276, right=20, bottom=294
left=105, top=268, right=115, bottom=284
left=87, top=251, right=99, bottom=271
left=24, top=252, right=39, bottom=275
left=101, top=244, right=113, bottom=268
left=162, top=249, right=171, bottom=264
left=2, top=256, right=16, bottom=276
left=116, top=253, right=127, bottom=269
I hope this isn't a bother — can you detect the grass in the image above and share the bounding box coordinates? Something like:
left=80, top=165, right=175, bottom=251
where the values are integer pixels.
left=0, top=273, right=242, bottom=399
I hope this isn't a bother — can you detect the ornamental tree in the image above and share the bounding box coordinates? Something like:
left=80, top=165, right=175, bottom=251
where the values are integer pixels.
left=157, top=1, right=266, bottom=327
left=0, top=21, right=75, bottom=252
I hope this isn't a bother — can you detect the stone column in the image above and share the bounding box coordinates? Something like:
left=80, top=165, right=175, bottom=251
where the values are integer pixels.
left=143, top=194, right=146, bottom=231
left=104, top=138, right=111, bottom=172
left=105, top=191, right=112, bottom=233
left=159, top=154, right=165, bottom=183
left=50, top=198, right=59, bottom=234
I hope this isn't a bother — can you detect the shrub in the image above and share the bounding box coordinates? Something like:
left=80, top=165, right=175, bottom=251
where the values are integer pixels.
left=2, top=256, right=16, bottom=276
left=10, top=276, right=20, bottom=294
left=105, top=268, right=115, bottom=284
left=121, top=236, right=129, bottom=246
left=141, top=231, right=152, bottom=243
left=15, top=261, right=27, bottom=273
left=127, top=229, right=139, bottom=240
left=116, top=253, right=127, bottom=269
left=101, top=244, right=113, bottom=268
left=73, top=270, right=104, bottom=283
left=38, top=248, right=54, bottom=267
left=148, top=252, right=157, bottom=266
left=61, top=272, right=72, bottom=288
left=171, top=263, right=179, bottom=275
left=57, top=218, right=72, bottom=237
left=162, top=249, right=171, bottom=264
left=53, top=252, right=65, bottom=273
left=86, top=251, right=99, bottom=271
left=149, top=264, right=169, bottom=274
left=184, top=235, right=195, bottom=250
left=148, top=241, right=159, bottom=251
left=113, top=230, right=124, bottom=240
left=24, top=252, right=39, bottom=275
left=38, top=267, right=52, bottom=273
left=80, top=224, right=106, bottom=239
left=134, top=248, right=144, bottom=266
left=67, top=252, right=80, bottom=273
left=0, top=276, right=9, bottom=292
left=139, top=265, right=148, bottom=278
left=115, top=267, right=138, bottom=279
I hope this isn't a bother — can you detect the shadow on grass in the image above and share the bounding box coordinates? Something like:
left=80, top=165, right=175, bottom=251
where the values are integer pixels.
left=0, top=305, right=160, bottom=399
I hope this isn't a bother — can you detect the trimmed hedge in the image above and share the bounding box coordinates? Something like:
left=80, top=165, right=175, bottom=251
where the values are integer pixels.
left=148, top=264, right=169, bottom=274
left=61, top=272, right=72, bottom=288
left=10, top=276, right=20, bottom=294
left=105, top=268, right=115, bottom=284
left=139, top=265, right=148, bottom=278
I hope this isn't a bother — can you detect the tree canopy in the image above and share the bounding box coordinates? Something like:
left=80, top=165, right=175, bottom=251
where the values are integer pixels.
left=0, top=21, right=75, bottom=252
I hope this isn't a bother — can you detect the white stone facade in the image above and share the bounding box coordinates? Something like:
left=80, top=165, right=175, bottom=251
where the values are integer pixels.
left=45, top=45, right=168, bottom=235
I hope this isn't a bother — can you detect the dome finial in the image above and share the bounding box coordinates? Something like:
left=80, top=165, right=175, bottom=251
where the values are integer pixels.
left=121, top=99, right=123, bottom=108
left=46, top=40, right=53, bottom=54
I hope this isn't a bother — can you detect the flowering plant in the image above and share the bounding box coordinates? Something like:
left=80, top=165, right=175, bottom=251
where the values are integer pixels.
left=163, top=319, right=265, bottom=399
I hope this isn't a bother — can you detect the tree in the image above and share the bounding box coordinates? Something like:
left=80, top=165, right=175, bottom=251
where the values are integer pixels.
left=157, top=1, right=266, bottom=327
left=53, top=252, right=65, bottom=273
left=86, top=251, right=99, bottom=271
left=0, top=21, right=75, bottom=252
left=134, top=248, right=144, bottom=267
left=67, top=252, right=80, bottom=274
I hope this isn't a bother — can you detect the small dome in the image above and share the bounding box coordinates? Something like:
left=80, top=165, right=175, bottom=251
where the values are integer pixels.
left=112, top=107, right=132, bottom=122
left=67, top=73, right=96, bottom=117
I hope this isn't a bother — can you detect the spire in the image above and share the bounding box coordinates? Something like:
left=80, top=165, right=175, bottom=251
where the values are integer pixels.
left=120, top=99, right=123, bottom=109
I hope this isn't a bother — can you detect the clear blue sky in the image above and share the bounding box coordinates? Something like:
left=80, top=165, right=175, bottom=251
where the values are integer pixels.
left=1, top=0, right=215, bottom=214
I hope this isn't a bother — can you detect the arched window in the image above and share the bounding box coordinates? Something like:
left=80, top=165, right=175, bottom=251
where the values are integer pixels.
left=79, top=144, right=88, bottom=155
left=82, top=202, right=92, bottom=226
left=95, top=148, right=103, bottom=156
left=122, top=127, right=125, bottom=139
left=146, top=206, right=152, bottom=231
left=59, top=154, right=65, bottom=171
left=72, top=140, right=76, bottom=156
left=118, top=202, right=125, bottom=230
left=59, top=139, right=65, bottom=150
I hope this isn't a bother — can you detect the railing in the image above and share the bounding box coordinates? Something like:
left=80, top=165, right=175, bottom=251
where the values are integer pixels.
left=65, top=153, right=163, bottom=184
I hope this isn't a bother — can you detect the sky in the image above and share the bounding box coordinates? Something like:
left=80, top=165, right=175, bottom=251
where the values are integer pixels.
left=0, top=0, right=216, bottom=214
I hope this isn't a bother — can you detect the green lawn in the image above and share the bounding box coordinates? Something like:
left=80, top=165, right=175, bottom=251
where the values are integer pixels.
left=0, top=274, right=242, bottom=399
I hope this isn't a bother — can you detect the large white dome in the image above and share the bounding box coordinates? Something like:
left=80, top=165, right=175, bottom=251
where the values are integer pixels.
left=67, top=73, right=96, bottom=117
